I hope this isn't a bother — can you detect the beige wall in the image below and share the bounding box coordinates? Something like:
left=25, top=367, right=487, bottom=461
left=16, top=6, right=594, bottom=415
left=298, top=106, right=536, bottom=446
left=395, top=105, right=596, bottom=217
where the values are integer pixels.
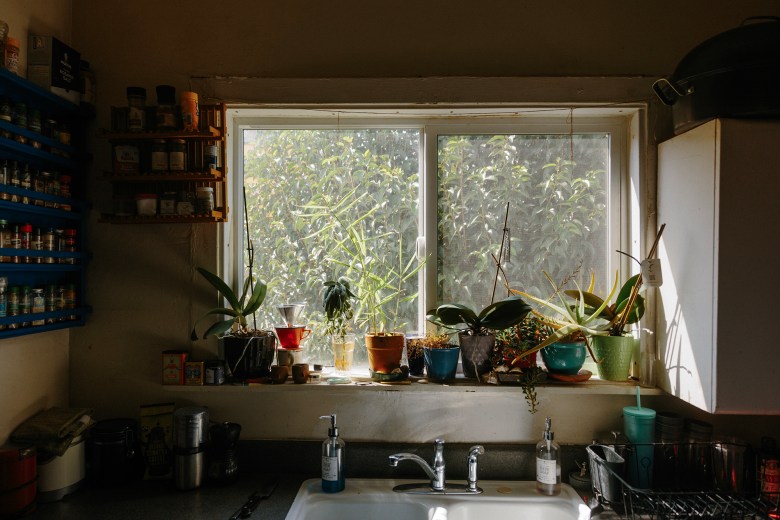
left=5, top=1, right=780, bottom=445
left=0, top=0, right=73, bottom=444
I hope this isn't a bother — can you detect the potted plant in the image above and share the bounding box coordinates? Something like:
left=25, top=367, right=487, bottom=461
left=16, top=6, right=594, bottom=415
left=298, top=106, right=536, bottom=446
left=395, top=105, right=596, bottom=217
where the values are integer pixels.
left=300, top=188, right=425, bottom=376
left=426, top=296, right=532, bottom=379
left=492, top=316, right=550, bottom=413
left=323, top=276, right=357, bottom=375
left=510, top=271, right=619, bottom=375
left=415, top=332, right=460, bottom=382
left=563, top=273, right=645, bottom=381
left=190, top=267, right=275, bottom=381
left=404, top=334, right=426, bottom=376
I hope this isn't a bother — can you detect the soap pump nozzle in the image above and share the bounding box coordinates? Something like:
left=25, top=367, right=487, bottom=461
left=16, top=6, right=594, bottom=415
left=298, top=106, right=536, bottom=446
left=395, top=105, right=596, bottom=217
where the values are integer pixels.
left=320, top=414, right=339, bottom=438
left=543, top=417, right=554, bottom=441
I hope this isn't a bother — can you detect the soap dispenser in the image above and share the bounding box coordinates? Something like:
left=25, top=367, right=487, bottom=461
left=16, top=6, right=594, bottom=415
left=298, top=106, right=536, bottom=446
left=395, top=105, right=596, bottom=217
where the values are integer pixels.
left=320, top=414, right=345, bottom=493
left=536, top=416, right=561, bottom=495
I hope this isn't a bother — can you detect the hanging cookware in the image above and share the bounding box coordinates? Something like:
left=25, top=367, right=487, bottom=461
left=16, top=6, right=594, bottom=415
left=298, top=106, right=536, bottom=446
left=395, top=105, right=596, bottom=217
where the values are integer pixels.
left=653, top=17, right=780, bottom=134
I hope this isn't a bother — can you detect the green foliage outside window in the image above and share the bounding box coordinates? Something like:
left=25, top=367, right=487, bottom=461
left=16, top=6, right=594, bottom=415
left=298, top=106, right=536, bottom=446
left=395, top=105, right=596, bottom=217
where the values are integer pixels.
left=241, top=128, right=609, bottom=366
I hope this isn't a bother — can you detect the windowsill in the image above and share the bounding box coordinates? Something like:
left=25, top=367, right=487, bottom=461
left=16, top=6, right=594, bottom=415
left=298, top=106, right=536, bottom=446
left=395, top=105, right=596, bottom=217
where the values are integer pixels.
left=163, top=376, right=663, bottom=396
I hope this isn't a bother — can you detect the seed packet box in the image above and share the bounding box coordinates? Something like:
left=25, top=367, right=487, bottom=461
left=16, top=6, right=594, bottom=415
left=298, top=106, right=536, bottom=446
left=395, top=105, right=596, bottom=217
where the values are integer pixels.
left=27, top=35, right=80, bottom=104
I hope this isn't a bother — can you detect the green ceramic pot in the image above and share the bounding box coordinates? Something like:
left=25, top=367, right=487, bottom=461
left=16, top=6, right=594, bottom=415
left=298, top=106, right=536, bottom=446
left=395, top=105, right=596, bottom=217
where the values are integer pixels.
left=592, top=335, right=634, bottom=381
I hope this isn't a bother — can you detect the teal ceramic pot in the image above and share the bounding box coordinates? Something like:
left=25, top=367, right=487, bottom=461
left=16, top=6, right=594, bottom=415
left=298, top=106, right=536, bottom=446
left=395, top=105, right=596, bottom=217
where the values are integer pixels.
left=424, top=346, right=460, bottom=381
left=541, top=341, right=587, bottom=375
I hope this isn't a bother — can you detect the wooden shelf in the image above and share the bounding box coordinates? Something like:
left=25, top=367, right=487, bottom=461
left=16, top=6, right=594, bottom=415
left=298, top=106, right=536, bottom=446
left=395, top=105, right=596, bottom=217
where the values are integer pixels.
left=101, top=126, right=222, bottom=141
left=99, top=211, right=226, bottom=224
left=102, top=168, right=223, bottom=182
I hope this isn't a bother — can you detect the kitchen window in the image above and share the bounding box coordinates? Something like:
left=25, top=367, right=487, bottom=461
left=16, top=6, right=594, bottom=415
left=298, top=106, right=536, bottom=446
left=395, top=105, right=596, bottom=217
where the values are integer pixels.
left=228, top=108, right=634, bottom=369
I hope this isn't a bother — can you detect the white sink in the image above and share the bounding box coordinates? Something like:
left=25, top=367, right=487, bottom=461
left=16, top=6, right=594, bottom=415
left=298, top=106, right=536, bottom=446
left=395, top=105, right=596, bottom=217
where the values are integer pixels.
left=285, top=478, right=590, bottom=520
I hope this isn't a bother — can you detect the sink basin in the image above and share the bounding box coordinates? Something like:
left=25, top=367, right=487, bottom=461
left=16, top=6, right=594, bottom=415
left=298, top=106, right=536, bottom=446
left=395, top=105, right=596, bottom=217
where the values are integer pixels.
left=285, top=478, right=590, bottom=520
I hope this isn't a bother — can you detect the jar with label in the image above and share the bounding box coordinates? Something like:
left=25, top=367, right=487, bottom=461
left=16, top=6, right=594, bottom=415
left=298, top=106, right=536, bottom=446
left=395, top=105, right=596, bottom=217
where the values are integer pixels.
left=20, top=286, right=31, bottom=327
left=151, top=139, right=168, bottom=172
left=4, top=36, right=20, bottom=74
left=31, top=227, right=42, bottom=263
left=55, top=285, right=65, bottom=322
left=168, top=139, right=186, bottom=172
left=126, top=87, right=147, bottom=132
left=181, top=91, right=199, bottom=131
left=155, top=85, right=177, bottom=131
left=10, top=225, right=20, bottom=263
left=64, top=284, right=77, bottom=320
left=45, top=285, right=57, bottom=324
left=205, top=144, right=218, bottom=170
left=195, top=187, right=214, bottom=215
left=0, top=96, right=11, bottom=122
left=44, top=172, right=60, bottom=209
left=0, top=159, right=8, bottom=201
left=0, top=219, right=9, bottom=262
left=58, top=123, right=71, bottom=146
left=20, top=223, right=31, bottom=263
left=7, top=286, right=19, bottom=329
left=32, top=288, right=45, bottom=326
left=63, top=229, right=77, bottom=264
left=28, top=108, right=42, bottom=134
left=58, top=174, right=70, bottom=199
left=160, top=191, right=177, bottom=215
left=43, top=228, right=55, bottom=264
left=12, top=101, right=26, bottom=128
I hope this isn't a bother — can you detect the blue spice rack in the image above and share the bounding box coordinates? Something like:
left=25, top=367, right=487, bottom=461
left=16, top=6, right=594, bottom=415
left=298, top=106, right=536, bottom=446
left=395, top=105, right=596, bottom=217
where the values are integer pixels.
left=0, top=68, right=91, bottom=339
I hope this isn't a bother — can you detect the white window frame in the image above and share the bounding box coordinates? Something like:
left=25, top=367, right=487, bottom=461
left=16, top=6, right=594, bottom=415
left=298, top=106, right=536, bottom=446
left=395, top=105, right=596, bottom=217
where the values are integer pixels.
left=226, top=107, right=639, bottom=333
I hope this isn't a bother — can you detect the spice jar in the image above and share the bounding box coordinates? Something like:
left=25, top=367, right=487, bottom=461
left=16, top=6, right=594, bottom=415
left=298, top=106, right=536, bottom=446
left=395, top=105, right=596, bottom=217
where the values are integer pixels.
left=126, top=87, right=147, bottom=132
left=168, top=139, right=186, bottom=172
left=205, top=144, right=218, bottom=170
left=181, top=91, right=199, bottom=131
left=155, top=85, right=176, bottom=131
left=4, top=36, right=20, bottom=74
left=195, top=187, right=214, bottom=215
left=151, top=139, right=168, bottom=172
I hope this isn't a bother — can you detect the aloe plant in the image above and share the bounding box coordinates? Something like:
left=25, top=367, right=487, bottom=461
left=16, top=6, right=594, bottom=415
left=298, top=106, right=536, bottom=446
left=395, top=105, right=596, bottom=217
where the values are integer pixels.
left=564, top=273, right=645, bottom=336
left=190, top=267, right=268, bottom=339
left=511, top=271, right=619, bottom=360
left=426, top=296, right=532, bottom=335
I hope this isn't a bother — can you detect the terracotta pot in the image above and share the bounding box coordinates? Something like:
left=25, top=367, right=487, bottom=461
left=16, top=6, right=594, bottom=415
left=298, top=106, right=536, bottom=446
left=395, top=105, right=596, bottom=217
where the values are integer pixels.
left=459, top=333, right=495, bottom=378
left=365, top=333, right=404, bottom=374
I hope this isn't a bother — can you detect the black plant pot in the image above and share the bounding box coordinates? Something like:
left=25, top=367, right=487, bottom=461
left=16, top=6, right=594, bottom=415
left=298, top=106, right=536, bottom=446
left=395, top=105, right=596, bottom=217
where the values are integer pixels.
left=408, top=354, right=425, bottom=377
left=222, top=334, right=276, bottom=381
left=459, top=333, right=495, bottom=379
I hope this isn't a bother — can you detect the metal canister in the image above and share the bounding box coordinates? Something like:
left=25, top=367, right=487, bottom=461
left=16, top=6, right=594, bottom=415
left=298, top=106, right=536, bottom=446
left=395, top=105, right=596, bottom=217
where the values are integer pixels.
left=173, top=407, right=209, bottom=449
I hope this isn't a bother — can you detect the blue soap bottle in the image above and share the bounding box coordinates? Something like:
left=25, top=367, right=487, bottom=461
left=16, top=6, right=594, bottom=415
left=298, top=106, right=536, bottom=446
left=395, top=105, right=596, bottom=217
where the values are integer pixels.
left=320, top=414, right=345, bottom=493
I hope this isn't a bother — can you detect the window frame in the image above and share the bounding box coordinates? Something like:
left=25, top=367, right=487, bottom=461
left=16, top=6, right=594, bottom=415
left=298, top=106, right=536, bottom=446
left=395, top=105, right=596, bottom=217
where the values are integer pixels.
left=226, top=107, right=638, bottom=336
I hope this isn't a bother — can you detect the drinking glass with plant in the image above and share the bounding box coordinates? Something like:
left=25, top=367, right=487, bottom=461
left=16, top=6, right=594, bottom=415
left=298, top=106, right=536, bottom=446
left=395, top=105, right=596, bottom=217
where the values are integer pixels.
left=323, top=277, right=357, bottom=375
left=300, top=187, right=425, bottom=376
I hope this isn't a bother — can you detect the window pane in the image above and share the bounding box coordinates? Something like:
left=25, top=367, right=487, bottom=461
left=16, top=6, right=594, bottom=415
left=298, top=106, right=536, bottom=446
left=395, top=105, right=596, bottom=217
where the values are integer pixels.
left=242, top=128, right=420, bottom=366
left=437, top=134, right=610, bottom=311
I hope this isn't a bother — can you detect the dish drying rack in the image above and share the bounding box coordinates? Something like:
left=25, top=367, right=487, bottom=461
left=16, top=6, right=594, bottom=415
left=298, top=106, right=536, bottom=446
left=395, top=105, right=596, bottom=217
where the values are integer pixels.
left=587, top=442, right=779, bottom=519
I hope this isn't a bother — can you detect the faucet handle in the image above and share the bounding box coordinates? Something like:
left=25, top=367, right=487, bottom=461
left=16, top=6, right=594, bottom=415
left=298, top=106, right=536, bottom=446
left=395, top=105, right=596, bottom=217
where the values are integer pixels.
left=469, top=445, right=485, bottom=458
left=467, top=445, right=485, bottom=493
left=433, top=438, right=445, bottom=459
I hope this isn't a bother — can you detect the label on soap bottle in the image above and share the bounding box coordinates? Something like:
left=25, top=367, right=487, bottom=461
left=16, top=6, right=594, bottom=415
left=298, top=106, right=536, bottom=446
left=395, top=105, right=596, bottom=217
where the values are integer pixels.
left=322, top=456, right=339, bottom=481
left=536, top=457, right=557, bottom=485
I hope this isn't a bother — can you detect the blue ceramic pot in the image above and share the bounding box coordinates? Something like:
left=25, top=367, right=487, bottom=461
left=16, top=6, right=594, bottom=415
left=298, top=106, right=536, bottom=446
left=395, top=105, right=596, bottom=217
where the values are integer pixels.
left=424, top=346, right=460, bottom=381
left=541, top=341, right=587, bottom=375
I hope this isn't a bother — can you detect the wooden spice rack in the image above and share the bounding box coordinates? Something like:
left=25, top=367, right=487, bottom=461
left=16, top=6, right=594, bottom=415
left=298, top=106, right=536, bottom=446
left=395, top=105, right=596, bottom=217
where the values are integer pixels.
left=99, top=103, right=228, bottom=224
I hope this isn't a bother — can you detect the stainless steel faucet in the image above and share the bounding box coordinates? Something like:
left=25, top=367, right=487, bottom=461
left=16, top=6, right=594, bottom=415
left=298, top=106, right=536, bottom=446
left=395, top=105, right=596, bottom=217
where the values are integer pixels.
left=467, top=445, right=484, bottom=492
left=389, top=438, right=446, bottom=491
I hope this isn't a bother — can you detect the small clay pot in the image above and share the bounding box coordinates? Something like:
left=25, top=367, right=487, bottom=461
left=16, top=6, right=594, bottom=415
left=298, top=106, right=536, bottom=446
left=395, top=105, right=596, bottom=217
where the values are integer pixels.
left=292, top=363, right=309, bottom=384
left=269, top=365, right=289, bottom=384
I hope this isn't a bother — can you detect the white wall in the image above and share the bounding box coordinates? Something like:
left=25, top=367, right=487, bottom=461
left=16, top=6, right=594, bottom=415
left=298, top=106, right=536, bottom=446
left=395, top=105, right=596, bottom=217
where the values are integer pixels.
left=0, top=0, right=73, bottom=445
left=4, top=0, right=778, bottom=446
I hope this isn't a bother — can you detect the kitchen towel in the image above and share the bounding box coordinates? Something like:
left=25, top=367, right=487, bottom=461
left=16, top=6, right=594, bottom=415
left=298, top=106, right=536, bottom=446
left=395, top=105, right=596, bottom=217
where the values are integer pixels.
left=11, top=407, right=93, bottom=456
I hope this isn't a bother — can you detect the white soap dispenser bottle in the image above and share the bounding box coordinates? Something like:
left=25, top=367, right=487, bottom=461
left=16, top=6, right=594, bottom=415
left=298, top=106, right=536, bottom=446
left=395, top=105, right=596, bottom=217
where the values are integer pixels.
left=320, top=414, right=345, bottom=493
left=536, top=416, right=561, bottom=495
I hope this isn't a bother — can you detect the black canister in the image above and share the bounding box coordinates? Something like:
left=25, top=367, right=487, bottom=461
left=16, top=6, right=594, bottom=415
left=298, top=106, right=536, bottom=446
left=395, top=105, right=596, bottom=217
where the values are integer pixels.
left=208, top=422, right=241, bottom=483
left=88, top=418, right=141, bottom=486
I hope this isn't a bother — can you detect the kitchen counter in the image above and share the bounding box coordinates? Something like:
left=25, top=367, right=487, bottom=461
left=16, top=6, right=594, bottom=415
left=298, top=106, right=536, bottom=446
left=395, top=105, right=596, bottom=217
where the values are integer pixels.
left=25, top=471, right=309, bottom=520
left=22, top=441, right=595, bottom=520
